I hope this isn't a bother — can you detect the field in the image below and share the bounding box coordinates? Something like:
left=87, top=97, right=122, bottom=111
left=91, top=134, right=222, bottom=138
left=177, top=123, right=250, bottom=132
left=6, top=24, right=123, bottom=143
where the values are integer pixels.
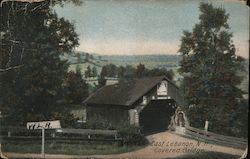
left=66, top=53, right=182, bottom=83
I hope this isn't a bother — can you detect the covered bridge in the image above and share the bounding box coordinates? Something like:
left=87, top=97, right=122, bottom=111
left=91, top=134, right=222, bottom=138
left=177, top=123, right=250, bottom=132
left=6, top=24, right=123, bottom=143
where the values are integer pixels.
left=83, top=76, right=185, bottom=133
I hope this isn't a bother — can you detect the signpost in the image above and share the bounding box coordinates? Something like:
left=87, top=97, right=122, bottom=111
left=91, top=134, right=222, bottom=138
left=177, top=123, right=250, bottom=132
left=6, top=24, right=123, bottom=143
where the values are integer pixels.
left=27, top=120, right=61, bottom=158
left=27, top=120, right=61, bottom=130
left=204, top=120, right=209, bottom=131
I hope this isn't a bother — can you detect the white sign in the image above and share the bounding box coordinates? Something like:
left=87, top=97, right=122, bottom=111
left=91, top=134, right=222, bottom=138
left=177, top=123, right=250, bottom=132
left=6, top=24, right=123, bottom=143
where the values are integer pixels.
left=157, top=81, right=168, bottom=96
left=27, top=120, right=61, bottom=130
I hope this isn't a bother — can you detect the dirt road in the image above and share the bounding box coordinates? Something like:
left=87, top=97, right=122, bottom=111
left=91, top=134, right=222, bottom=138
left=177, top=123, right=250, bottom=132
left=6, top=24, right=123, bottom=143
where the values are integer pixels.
left=3, top=131, right=245, bottom=159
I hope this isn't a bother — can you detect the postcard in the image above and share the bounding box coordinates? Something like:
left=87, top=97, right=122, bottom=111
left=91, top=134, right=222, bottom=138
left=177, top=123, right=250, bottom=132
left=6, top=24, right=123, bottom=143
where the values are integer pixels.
left=0, top=0, right=248, bottom=158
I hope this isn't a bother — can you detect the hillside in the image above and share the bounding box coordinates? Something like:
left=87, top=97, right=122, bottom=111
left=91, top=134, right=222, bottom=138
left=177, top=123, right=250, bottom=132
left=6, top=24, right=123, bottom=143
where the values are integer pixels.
left=66, top=52, right=181, bottom=77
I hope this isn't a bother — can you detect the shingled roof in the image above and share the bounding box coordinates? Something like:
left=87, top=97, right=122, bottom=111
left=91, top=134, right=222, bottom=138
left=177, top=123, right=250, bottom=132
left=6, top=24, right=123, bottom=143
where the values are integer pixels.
left=83, top=76, right=181, bottom=106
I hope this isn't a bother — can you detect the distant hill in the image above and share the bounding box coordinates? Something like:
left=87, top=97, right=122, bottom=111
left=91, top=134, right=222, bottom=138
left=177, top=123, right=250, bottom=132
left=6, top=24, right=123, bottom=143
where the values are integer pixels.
left=101, top=54, right=180, bottom=62
left=63, top=52, right=181, bottom=68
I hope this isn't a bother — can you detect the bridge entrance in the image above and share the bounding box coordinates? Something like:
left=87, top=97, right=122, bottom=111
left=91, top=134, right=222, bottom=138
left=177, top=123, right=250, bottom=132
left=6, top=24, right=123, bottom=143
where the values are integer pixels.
left=139, top=99, right=176, bottom=134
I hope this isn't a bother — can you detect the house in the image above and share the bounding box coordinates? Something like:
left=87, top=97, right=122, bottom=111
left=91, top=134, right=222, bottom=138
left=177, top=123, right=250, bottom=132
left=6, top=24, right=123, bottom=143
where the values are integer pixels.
left=83, top=76, right=185, bottom=133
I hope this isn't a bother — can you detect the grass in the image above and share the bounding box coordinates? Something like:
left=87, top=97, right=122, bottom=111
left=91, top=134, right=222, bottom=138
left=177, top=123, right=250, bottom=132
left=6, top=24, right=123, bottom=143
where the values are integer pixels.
left=2, top=142, right=144, bottom=155
left=165, top=151, right=241, bottom=159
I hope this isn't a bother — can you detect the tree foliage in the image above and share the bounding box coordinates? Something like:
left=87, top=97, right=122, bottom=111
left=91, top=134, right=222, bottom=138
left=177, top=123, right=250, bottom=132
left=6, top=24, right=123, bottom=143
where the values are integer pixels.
left=0, top=0, right=81, bottom=125
left=92, top=66, right=98, bottom=77
left=178, top=3, right=247, bottom=136
left=96, top=63, right=174, bottom=89
left=63, top=67, right=89, bottom=104
left=84, top=65, right=92, bottom=78
left=98, top=63, right=173, bottom=80
left=136, top=63, right=146, bottom=78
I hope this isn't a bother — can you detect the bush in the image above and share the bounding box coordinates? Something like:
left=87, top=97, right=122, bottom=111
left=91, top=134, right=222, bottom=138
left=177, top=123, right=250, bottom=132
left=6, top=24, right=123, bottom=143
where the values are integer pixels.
left=77, top=118, right=148, bottom=146
left=76, top=118, right=116, bottom=130
left=51, top=112, right=79, bottom=128
left=116, top=123, right=148, bottom=146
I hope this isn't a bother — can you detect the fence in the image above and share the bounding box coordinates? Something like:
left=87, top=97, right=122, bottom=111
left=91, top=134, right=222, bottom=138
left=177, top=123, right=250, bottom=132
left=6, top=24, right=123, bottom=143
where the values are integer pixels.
left=0, top=126, right=122, bottom=145
left=184, top=126, right=247, bottom=149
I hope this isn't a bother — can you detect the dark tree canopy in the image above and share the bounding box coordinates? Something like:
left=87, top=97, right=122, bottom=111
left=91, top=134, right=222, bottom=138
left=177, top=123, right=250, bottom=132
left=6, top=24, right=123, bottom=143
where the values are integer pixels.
left=92, top=66, right=98, bottom=77
left=63, top=69, right=89, bottom=104
left=84, top=65, right=92, bottom=78
left=0, top=0, right=81, bottom=125
left=178, top=3, right=246, bottom=136
left=136, top=63, right=146, bottom=78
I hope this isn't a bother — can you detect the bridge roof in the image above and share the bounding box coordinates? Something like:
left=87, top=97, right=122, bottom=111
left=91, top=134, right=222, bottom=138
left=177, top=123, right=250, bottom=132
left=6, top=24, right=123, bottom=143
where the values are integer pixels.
left=83, top=76, right=184, bottom=106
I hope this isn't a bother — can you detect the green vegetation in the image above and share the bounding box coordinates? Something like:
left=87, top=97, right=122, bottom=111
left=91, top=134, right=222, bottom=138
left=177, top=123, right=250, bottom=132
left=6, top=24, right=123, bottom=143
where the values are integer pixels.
left=96, top=63, right=174, bottom=87
left=0, top=0, right=178, bottom=128
left=68, top=54, right=180, bottom=77
left=178, top=3, right=248, bottom=137
left=117, top=123, right=148, bottom=146
left=0, top=1, right=82, bottom=126
left=78, top=119, right=148, bottom=146
left=0, top=0, right=248, bottom=144
left=63, top=66, right=89, bottom=104
left=2, top=143, right=143, bottom=155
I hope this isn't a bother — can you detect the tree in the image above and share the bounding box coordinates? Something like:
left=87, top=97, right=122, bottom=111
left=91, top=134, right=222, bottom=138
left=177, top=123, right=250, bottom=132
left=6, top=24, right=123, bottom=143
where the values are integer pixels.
left=92, top=66, right=98, bottom=77
left=144, top=68, right=174, bottom=80
left=84, top=65, right=92, bottom=78
left=97, top=76, right=106, bottom=88
left=89, top=54, right=94, bottom=60
left=85, top=53, right=89, bottom=62
left=63, top=69, right=89, bottom=104
left=135, top=63, right=174, bottom=79
left=0, top=0, right=80, bottom=125
left=106, top=64, right=117, bottom=77
left=99, top=64, right=117, bottom=77
left=136, top=63, right=146, bottom=78
left=117, top=66, right=125, bottom=78
left=97, top=64, right=118, bottom=87
left=97, top=66, right=108, bottom=87
left=124, top=65, right=136, bottom=78
left=178, top=3, right=246, bottom=136
left=76, top=52, right=82, bottom=63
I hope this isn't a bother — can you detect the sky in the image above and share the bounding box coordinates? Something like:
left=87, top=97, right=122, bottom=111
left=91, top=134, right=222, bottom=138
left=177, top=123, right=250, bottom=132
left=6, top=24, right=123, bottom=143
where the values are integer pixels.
left=55, top=0, right=249, bottom=58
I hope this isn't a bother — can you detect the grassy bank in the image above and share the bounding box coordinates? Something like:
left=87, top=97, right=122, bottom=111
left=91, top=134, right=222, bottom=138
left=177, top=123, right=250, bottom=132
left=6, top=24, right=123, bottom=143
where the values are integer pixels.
left=2, top=143, right=144, bottom=155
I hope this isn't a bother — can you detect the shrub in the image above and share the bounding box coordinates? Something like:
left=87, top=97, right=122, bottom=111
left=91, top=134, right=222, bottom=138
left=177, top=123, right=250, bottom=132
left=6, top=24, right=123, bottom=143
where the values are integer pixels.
left=51, top=112, right=79, bottom=128
left=77, top=118, right=116, bottom=130
left=78, top=118, right=148, bottom=146
left=116, top=123, right=148, bottom=146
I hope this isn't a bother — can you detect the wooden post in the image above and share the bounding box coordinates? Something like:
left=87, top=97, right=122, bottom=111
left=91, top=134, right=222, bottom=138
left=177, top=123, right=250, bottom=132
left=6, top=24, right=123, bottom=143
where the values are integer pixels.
left=41, top=128, right=45, bottom=158
left=204, top=120, right=209, bottom=131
